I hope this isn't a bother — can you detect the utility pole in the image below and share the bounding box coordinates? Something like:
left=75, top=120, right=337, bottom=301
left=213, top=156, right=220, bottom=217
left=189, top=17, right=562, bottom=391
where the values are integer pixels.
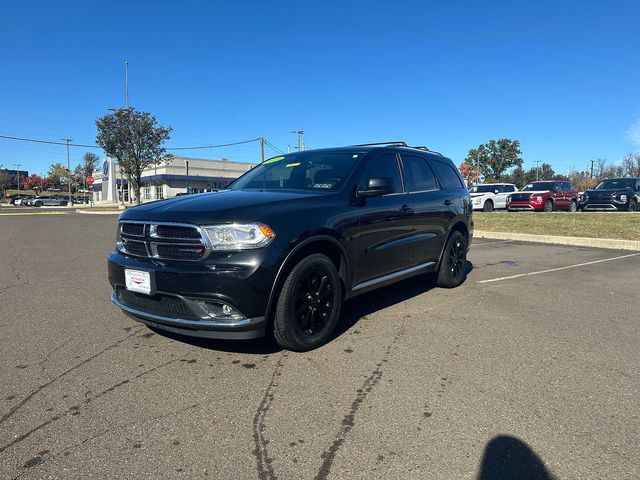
left=260, top=137, right=265, bottom=163
left=125, top=61, right=129, bottom=108
left=534, top=160, right=541, bottom=181
left=62, top=139, right=72, bottom=204
left=15, top=163, right=21, bottom=194
left=291, top=130, right=304, bottom=151
left=590, top=160, right=595, bottom=179
left=185, top=160, right=189, bottom=193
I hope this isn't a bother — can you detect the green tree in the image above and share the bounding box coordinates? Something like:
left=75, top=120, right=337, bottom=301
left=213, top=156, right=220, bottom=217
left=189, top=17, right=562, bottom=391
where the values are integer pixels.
left=465, top=139, right=523, bottom=181
left=95, top=108, right=172, bottom=204
left=503, top=165, right=526, bottom=188
left=48, top=163, right=68, bottom=189
left=0, top=165, right=12, bottom=199
left=81, top=152, right=100, bottom=179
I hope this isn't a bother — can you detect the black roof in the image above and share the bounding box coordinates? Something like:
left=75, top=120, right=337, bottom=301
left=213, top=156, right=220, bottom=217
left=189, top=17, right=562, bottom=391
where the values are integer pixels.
left=280, top=142, right=446, bottom=158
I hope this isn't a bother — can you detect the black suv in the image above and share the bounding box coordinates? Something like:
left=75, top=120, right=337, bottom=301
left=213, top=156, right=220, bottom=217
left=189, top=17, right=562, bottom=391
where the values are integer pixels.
left=108, top=143, right=473, bottom=351
left=580, top=177, right=640, bottom=211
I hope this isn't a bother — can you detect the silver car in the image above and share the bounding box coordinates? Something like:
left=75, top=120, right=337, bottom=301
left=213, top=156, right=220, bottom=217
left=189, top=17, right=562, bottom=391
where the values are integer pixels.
left=32, top=196, right=69, bottom=207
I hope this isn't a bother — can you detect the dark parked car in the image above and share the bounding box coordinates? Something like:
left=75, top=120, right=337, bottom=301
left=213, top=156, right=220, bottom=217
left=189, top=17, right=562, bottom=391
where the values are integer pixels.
left=580, top=178, right=640, bottom=211
left=108, top=143, right=473, bottom=351
left=507, top=181, right=579, bottom=212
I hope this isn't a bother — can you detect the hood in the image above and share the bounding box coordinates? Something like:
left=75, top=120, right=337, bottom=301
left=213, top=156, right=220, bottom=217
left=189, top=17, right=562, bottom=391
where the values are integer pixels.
left=517, top=190, right=551, bottom=195
left=585, top=188, right=630, bottom=195
left=119, top=189, right=335, bottom=224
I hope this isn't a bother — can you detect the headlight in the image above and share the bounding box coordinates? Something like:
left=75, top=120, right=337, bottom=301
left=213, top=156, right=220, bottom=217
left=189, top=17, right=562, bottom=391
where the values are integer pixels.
left=202, top=223, right=275, bottom=251
left=532, top=195, right=542, bottom=203
left=619, top=194, right=627, bottom=202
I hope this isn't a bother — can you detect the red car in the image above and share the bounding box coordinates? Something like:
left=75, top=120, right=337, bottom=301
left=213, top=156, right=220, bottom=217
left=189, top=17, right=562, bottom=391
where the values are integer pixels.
left=507, top=181, right=579, bottom=212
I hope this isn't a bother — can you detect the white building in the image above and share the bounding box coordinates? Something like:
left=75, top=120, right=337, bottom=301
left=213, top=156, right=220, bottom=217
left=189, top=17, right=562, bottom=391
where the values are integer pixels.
left=92, top=156, right=254, bottom=204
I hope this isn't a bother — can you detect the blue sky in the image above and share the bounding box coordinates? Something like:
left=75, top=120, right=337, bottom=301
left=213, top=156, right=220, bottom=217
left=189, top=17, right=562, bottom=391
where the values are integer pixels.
left=1, top=0, right=639, bottom=176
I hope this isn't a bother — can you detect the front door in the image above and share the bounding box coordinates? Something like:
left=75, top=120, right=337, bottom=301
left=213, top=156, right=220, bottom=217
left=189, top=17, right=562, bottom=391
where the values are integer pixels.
left=355, top=153, right=414, bottom=284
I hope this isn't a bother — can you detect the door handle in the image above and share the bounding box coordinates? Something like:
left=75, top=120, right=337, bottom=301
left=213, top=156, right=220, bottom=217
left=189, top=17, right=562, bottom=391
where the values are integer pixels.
left=400, top=204, right=413, bottom=213
left=443, top=199, right=453, bottom=206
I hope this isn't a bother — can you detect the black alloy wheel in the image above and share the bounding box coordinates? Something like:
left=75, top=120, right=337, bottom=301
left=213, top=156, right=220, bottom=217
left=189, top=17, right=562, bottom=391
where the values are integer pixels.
left=543, top=200, right=553, bottom=212
left=483, top=200, right=494, bottom=212
left=274, top=254, right=342, bottom=351
left=629, top=199, right=638, bottom=212
left=436, top=230, right=468, bottom=288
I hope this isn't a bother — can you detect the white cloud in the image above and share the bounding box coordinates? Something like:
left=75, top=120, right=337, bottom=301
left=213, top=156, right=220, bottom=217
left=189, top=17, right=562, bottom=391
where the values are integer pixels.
left=627, top=119, right=640, bottom=147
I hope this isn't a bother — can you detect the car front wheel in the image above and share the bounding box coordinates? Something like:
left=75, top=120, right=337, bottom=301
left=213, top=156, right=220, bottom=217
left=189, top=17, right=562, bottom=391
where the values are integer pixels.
left=273, top=254, right=343, bottom=351
left=629, top=199, right=638, bottom=212
left=35, top=201, right=43, bottom=207
left=436, top=230, right=468, bottom=288
left=543, top=200, right=553, bottom=212
left=482, top=200, right=494, bottom=212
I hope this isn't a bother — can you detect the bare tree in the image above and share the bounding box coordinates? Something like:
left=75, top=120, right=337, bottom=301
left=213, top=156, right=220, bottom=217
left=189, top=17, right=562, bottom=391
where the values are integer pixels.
left=621, top=153, right=640, bottom=177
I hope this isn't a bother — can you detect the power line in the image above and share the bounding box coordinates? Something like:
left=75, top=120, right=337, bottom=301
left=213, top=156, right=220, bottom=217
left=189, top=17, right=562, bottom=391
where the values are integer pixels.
left=263, top=138, right=284, bottom=154
left=0, top=134, right=101, bottom=148
left=167, top=138, right=261, bottom=150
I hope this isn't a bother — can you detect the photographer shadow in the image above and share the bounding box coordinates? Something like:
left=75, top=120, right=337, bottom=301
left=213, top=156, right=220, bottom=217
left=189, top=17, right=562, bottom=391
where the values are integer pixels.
left=477, top=435, right=556, bottom=480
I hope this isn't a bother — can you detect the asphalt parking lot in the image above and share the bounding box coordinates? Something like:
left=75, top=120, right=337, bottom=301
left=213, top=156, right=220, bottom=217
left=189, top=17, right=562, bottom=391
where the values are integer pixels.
left=1, top=212, right=639, bottom=479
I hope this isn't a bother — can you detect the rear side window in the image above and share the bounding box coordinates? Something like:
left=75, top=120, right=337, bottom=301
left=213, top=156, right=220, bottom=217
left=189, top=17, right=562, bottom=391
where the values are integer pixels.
left=400, top=155, right=437, bottom=192
left=432, top=160, right=465, bottom=189
left=504, top=185, right=516, bottom=192
left=361, top=154, right=403, bottom=194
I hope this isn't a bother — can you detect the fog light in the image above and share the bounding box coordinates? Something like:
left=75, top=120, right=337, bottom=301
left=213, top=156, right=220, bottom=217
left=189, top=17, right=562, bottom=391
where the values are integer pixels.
left=620, top=194, right=627, bottom=202
left=197, top=301, right=244, bottom=321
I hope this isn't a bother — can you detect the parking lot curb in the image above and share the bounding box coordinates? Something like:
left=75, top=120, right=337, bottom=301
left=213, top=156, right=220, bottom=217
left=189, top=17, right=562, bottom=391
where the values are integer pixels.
left=75, top=209, right=121, bottom=215
left=474, top=230, right=640, bottom=251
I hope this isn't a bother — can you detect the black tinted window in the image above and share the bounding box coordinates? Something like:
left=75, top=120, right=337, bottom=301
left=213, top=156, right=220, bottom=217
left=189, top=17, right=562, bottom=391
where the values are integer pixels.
left=504, top=185, right=516, bottom=192
left=361, top=154, right=402, bottom=193
left=432, top=161, right=464, bottom=189
left=401, top=155, right=437, bottom=192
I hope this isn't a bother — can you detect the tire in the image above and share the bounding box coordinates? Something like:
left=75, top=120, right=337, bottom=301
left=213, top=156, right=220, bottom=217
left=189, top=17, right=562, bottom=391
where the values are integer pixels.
left=436, top=230, right=468, bottom=288
left=482, top=200, right=494, bottom=212
left=629, top=199, right=638, bottom=212
left=569, top=200, right=577, bottom=212
left=61, top=201, right=68, bottom=206
left=273, top=254, right=343, bottom=351
left=543, top=200, right=553, bottom=212
left=35, top=201, right=43, bottom=207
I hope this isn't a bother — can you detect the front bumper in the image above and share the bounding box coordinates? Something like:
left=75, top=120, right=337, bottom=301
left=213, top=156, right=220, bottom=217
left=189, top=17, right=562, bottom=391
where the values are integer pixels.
left=108, top=248, right=280, bottom=339
left=580, top=199, right=629, bottom=211
left=507, top=202, right=541, bottom=211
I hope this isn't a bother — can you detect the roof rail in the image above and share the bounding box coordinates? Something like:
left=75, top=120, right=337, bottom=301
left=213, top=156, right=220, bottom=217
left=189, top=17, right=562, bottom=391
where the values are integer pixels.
left=354, top=141, right=408, bottom=147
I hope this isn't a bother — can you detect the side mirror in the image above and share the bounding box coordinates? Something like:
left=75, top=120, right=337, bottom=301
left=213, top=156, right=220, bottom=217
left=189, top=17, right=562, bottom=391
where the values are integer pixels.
left=494, top=189, right=499, bottom=194
left=358, top=177, right=394, bottom=198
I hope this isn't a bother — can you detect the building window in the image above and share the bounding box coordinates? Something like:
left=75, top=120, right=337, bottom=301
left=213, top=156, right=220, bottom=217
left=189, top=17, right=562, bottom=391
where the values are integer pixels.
left=155, top=185, right=164, bottom=199
left=142, top=185, right=152, bottom=200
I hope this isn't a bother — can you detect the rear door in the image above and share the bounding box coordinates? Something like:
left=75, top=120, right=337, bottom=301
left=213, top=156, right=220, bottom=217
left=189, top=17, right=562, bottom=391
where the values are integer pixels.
left=399, top=153, right=447, bottom=265
left=354, top=153, right=414, bottom=284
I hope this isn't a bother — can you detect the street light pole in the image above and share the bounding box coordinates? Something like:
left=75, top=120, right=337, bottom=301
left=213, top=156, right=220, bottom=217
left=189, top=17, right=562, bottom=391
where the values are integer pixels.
left=15, top=163, right=21, bottom=194
left=62, top=139, right=72, bottom=205
left=125, top=61, right=129, bottom=108
left=534, top=160, right=541, bottom=181
left=260, top=137, right=265, bottom=163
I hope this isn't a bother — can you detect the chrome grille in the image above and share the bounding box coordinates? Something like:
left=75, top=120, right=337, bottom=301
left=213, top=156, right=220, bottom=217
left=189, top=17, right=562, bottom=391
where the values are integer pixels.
left=118, top=221, right=209, bottom=261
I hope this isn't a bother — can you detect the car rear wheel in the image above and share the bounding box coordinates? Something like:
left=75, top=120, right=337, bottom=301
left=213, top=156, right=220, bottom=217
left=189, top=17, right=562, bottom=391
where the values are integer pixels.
left=569, top=200, right=577, bottom=212
left=436, top=230, right=468, bottom=288
left=35, top=201, right=43, bottom=207
left=61, top=201, right=68, bottom=206
left=543, top=200, right=553, bottom=212
left=273, top=254, right=343, bottom=351
left=630, top=199, right=638, bottom=212
left=482, top=200, right=494, bottom=212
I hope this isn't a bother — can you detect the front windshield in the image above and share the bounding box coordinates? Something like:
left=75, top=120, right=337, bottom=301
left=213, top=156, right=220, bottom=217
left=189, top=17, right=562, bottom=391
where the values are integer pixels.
left=521, top=182, right=554, bottom=191
left=596, top=179, right=634, bottom=190
left=469, top=185, right=497, bottom=193
left=229, top=151, right=360, bottom=191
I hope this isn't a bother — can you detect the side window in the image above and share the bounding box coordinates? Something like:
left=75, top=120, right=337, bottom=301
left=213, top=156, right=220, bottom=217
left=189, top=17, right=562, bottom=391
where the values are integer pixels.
left=361, top=154, right=402, bottom=194
left=636, top=180, right=640, bottom=191
left=400, top=155, right=437, bottom=192
left=554, top=182, right=562, bottom=191
left=494, top=185, right=504, bottom=193
left=432, top=160, right=465, bottom=190
left=504, top=185, right=515, bottom=193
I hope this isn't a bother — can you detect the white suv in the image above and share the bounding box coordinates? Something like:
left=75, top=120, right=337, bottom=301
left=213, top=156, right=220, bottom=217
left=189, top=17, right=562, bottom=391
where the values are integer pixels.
left=469, top=183, right=517, bottom=211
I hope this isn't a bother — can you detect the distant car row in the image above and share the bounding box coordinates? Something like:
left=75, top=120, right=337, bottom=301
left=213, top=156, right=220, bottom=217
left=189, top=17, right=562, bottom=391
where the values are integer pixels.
left=9, top=195, right=91, bottom=206
left=470, top=178, right=640, bottom=212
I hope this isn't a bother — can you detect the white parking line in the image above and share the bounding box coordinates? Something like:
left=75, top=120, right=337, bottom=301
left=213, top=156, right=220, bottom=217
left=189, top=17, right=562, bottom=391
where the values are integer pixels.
left=477, top=252, right=640, bottom=284
left=471, top=240, right=515, bottom=247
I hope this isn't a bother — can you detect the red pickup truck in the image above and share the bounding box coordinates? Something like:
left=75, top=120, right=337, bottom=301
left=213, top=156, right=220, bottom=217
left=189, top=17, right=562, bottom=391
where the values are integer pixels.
left=507, top=181, right=579, bottom=212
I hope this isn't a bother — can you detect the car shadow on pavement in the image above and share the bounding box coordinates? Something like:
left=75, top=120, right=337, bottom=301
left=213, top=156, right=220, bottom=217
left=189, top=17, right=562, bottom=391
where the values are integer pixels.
left=150, top=260, right=473, bottom=354
left=332, top=260, right=474, bottom=339
left=477, top=435, right=556, bottom=480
